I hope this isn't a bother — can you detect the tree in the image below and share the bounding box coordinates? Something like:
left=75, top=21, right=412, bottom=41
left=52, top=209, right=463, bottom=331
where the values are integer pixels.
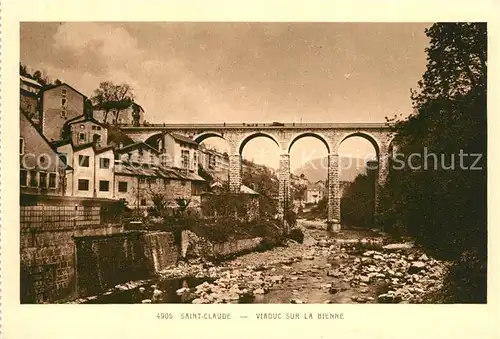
left=149, top=186, right=168, bottom=215
left=32, top=70, right=50, bottom=86
left=91, top=81, right=135, bottom=124
left=19, top=63, right=60, bottom=86
left=20, top=63, right=29, bottom=77
left=341, top=174, right=374, bottom=228
left=379, top=23, right=486, bottom=302
left=292, top=184, right=307, bottom=201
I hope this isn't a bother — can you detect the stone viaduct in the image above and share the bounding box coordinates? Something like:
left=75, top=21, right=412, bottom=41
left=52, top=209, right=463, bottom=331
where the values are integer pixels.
left=120, top=123, right=395, bottom=231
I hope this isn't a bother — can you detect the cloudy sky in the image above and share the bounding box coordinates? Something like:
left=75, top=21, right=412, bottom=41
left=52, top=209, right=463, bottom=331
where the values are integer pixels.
left=20, top=22, right=430, bottom=170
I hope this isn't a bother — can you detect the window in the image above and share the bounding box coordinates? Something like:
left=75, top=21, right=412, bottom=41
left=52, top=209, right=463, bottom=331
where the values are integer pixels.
left=181, top=150, right=190, bottom=168
left=91, top=126, right=97, bottom=130
left=39, top=172, right=47, bottom=188
left=99, top=158, right=110, bottom=169
left=93, top=134, right=101, bottom=145
left=80, top=124, right=85, bottom=129
left=62, top=98, right=67, bottom=106
left=20, top=170, right=28, bottom=187
left=114, top=153, right=120, bottom=161
left=140, top=198, right=147, bottom=206
left=20, top=138, right=25, bottom=155
left=164, top=179, right=171, bottom=186
left=79, top=155, right=90, bottom=167
left=61, top=109, right=67, bottom=119
left=61, top=88, right=67, bottom=95
left=29, top=170, right=38, bottom=187
left=58, top=153, right=68, bottom=165
left=79, top=133, right=85, bottom=143
left=78, top=179, right=89, bottom=191
left=97, top=126, right=102, bottom=131
left=118, top=181, right=128, bottom=193
left=99, top=180, right=109, bottom=192
left=48, top=173, right=57, bottom=188
left=40, top=155, right=48, bottom=165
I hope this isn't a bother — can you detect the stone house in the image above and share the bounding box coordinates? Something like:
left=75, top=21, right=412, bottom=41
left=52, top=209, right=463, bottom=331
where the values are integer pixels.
left=93, top=102, right=145, bottom=126
left=198, top=144, right=230, bottom=182
left=20, top=111, right=67, bottom=197
left=306, top=182, right=324, bottom=204
left=201, top=183, right=260, bottom=221
left=115, top=142, right=160, bottom=165
left=155, top=133, right=199, bottom=172
left=113, top=162, right=204, bottom=209
left=40, top=83, right=87, bottom=142
left=63, top=115, right=108, bottom=147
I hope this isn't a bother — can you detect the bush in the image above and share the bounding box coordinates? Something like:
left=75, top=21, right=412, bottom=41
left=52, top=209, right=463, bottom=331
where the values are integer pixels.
left=288, top=228, right=304, bottom=243
left=425, top=249, right=487, bottom=303
left=285, top=209, right=297, bottom=228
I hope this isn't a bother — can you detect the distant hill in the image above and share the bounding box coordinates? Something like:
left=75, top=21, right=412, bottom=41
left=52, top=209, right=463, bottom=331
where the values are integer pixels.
left=293, top=156, right=374, bottom=182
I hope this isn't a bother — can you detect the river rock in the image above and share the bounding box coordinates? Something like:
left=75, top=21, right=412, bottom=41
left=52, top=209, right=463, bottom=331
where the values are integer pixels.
left=290, top=298, right=304, bottom=304
left=383, top=243, right=413, bottom=251
left=408, top=261, right=426, bottom=274
left=141, top=299, right=152, bottom=303
left=175, top=287, right=188, bottom=295
left=359, top=275, right=370, bottom=283
left=270, top=275, right=284, bottom=283
left=377, top=293, right=402, bottom=303
left=253, top=288, right=265, bottom=295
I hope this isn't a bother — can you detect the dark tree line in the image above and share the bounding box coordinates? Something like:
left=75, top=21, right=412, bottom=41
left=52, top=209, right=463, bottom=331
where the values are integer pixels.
left=20, top=63, right=61, bottom=86
left=341, top=174, right=375, bottom=229
left=379, top=23, right=487, bottom=303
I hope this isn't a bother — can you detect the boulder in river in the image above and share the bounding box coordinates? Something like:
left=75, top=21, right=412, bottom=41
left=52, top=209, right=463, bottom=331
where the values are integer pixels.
left=382, top=243, right=414, bottom=251
left=408, top=261, right=426, bottom=274
left=377, top=293, right=402, bottom=303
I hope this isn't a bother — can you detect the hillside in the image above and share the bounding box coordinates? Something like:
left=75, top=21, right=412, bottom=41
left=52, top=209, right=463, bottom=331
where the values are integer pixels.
left=293, top=156, right=374, bottom=182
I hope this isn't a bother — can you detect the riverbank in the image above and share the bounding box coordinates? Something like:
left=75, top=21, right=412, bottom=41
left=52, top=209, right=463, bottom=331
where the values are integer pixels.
left=69, top=219, right=451, bottom=304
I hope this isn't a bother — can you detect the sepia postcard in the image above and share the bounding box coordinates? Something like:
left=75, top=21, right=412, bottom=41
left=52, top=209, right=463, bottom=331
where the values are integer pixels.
left=1, top=1, right=500, bottom=338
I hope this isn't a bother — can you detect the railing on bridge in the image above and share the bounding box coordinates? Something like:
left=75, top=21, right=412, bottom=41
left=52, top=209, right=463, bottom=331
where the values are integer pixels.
left=117, top=122, right=391, bottom=129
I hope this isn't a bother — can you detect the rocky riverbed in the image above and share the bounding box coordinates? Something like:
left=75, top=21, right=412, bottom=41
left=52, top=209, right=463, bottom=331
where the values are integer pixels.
left=71, top=219, right=451, bottom=304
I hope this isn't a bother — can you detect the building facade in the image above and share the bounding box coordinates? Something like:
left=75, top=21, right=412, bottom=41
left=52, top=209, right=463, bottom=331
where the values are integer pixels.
left=64, top=116, right=108, bottom=147
left=93, top=102, right=145, bottom=126
left=20, top=112, right=66, bottom=197
left=159, top=133, right=199, bottom=172
left=306, top=183, right=324, bottom=204
left=41, top=83, right=86, bottom=142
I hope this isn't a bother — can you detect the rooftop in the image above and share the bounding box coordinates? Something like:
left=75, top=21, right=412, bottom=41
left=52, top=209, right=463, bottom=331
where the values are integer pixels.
left=20, top=75, right=42, bottom=88
left=170, top=133, right=199, bottom=146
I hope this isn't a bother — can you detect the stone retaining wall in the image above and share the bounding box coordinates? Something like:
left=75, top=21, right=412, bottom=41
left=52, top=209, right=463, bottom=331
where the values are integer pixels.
left=180, top=230, right=263, bottom=260
left=212, top=237, right=263, bottom=258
